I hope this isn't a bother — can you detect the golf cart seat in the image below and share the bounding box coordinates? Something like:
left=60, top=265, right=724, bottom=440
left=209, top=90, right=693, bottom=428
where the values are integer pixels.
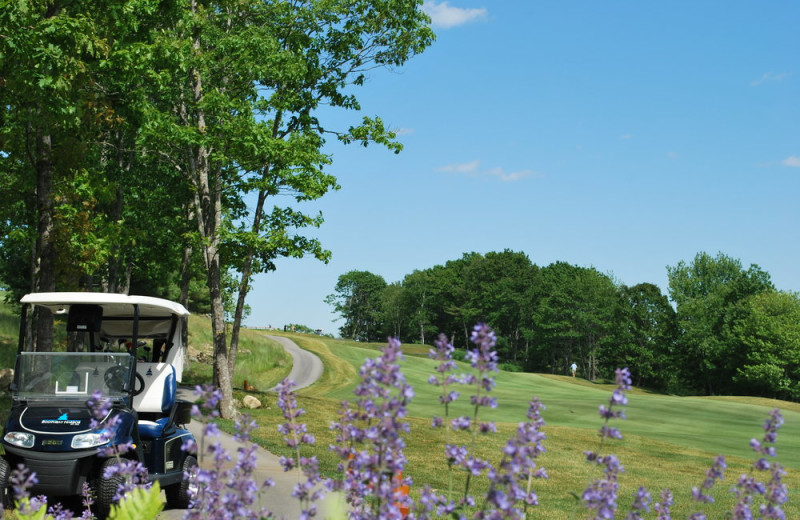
left=134, top=362, right=177, bottom=439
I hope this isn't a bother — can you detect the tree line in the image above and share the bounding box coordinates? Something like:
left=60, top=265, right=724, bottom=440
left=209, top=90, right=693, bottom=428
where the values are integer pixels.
left=0, top=0, right=434, bottom=418
left=326, top=250, right=800, bottom=400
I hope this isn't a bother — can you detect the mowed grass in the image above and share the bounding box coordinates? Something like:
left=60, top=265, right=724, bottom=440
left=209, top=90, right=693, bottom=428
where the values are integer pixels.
left=258, top=331, right=800, bottom=518
left=1, top=299, right=798, bottom=517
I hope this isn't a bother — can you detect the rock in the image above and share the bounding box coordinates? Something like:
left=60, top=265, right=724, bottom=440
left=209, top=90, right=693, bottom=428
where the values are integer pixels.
left=242, top=394, right=262, bottom=409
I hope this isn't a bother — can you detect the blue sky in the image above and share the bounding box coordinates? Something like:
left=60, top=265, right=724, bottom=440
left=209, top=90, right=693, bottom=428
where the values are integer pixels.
left=246, top=1, right=799, bottom=336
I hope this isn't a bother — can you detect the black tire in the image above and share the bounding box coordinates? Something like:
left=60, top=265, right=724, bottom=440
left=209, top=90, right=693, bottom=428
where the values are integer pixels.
left=165, top=455, right=197, bottom=509
left=0, top=457, right=10, bottom=510
left=92, top=458, right=125, bottom=520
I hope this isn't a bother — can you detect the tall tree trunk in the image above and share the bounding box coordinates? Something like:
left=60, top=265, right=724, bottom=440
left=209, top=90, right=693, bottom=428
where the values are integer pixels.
left=107, top=133, right=129, bottom=293
left=188, top=14, right=235, bottom=417
left=33, top=129, right=55, bottom=351
left=228, top=112, right=283, bottom=381
left=179, top=235, right=193, bottom=358
left=194, top=148, right=235, bottom=419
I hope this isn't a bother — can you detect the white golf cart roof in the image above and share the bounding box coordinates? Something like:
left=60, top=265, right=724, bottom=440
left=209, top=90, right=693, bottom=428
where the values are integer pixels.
left=21, top=292, right=190, bottom=318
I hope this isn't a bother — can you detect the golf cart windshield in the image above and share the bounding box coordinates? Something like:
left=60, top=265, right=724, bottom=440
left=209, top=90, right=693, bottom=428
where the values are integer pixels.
left=18, top=293, right=190, bottom=380
left=15, top=352, right=134, bottom=401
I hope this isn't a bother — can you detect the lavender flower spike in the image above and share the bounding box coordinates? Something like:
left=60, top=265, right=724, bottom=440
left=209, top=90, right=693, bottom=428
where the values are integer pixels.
left=331, top=336, right=413, bottom=520
left=732, top=408, right=787, bottom=520
left=688, top=454, right=726, bottom=519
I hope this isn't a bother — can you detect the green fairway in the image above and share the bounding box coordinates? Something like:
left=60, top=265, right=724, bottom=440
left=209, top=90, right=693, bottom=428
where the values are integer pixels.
left=304, top=336, right=800, bottom=470
left=2, top=301, right=798, bottom=518
left=258, top=333, right=800, bottom=518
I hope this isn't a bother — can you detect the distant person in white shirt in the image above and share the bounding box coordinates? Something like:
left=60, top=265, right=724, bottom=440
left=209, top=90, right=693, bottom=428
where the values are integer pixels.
left=570, top=363, right=577, bottom=377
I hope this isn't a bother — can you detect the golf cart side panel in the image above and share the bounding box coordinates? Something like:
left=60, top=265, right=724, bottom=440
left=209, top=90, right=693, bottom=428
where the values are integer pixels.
left=143, top=428, right=193, bottom=477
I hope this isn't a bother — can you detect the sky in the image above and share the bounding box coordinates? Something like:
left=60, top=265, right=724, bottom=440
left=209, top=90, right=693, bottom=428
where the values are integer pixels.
left=245, top=1, right=800, bottom=336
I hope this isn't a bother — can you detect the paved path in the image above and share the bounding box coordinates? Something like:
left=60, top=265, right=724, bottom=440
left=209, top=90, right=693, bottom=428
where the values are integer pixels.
left=266, top=335, right=324, bottom=391
left=159, top=335, right=331, bottom=520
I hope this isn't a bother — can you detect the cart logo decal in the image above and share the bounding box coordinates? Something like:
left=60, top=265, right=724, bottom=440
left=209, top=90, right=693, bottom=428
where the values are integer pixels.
left=41, top=413, right=82, bottom=426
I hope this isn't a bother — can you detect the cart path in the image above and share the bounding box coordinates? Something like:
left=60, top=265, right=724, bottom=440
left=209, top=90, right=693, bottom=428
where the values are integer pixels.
left=158, top=335, right=329, bottom=520
left=266, top=335, right=324, bottom=391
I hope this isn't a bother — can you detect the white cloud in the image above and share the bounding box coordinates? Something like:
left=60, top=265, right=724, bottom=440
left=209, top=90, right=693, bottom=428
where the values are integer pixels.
left=422, top=1, right=487, bottom=29
left=750, top=71, right=790, bottom=86
left=620, top=134, right=633, bottom=140
left=437, top=160, right=480, bottom=174
left=782, top=156, right=800, bottom=167
left=437, top=161, right=541, bottom=182
left=392, top=127, right=415, bottom=136
left=487, top=167, right=540, bottom=182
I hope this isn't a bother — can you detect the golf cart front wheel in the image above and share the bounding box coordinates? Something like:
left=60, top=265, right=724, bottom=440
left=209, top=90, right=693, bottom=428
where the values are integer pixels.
left=0, top=457, right=10, bottom=509
left=165, top=455, right=197, bottom=509
left=92, top=458, right=124, bottom=520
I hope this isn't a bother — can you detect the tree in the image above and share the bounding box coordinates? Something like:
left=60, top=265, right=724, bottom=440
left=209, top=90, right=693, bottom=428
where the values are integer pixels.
left=134, top=0, right=433, bottom=417
left=532, top=262, right=618, bottom=379
left=435, top=254, right=483, bottom=348
left=0, top=0, right=172, bottom=347
left=612, top=283, right=678, bottom=391
left=730, top=291, right=800, bottom=400
left=464, top=250, right=538, bottom=364
left=326, top=270, right=388, bottom=340
left=2, top=1, right=433, bottom=418
left=401, top=269, right=440, bottom=344
left=667, top=251, right=774, bottom=394
left=379, top=282, right=407, bottom=340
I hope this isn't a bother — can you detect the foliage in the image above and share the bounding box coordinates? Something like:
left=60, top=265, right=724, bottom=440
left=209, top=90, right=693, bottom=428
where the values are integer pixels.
left=730, top=291, right=800, bottom=400
left=108, top=483, right=164, bottom=520
left=326, top=250, right=795, bottom=400
left=667, top=251, right=775, bottom=395
left=0, top=0, right=434, bottom=417
left=326, top=271, right=388, bottom=341
left=611, top=283, right=679, bottom=391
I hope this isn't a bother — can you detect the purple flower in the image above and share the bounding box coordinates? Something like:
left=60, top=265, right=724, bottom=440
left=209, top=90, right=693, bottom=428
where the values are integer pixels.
left=624, top=486, right=651, bottom=520
left=482, top=398, right=548, bottom=518
left=582, top=368, right=633, bottom=519
left=690, top=454, right=726, bottom=510
left=276, top=378, right=326, bottom=519
left=103, top=458, right=151, bottom=502
left=329, top=337, right=412, bottom=520
left=184, top=388, right=275, bottom=520
left=654, top=489, right=673, bottom=520
left=731, top=408, right=787, bottom=520
left=47, top=501, right=73, bottom=520
left=9, top=463, right=37, bottom=502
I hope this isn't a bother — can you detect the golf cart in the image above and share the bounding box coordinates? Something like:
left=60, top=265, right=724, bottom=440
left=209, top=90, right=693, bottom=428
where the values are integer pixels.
left=0, top=293, right=197, bottom=517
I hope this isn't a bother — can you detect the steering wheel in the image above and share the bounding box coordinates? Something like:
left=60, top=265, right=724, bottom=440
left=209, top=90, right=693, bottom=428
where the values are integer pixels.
left=103, top=366, right=145, bottom=396
left=104, top=366, right=127, bottom=392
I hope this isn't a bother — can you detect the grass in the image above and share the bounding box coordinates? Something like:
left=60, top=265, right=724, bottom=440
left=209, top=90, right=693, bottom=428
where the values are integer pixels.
left=183, top=316, right=293, bottom=391
left=1, top=299, right=798, bottom=517
left=251, top=331, right=800, bottom=518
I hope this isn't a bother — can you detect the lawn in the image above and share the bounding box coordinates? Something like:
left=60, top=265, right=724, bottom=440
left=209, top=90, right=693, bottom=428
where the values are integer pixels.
left=1, top=298, right=798, bottom=518
left=254, top=331, right=800, bottom=519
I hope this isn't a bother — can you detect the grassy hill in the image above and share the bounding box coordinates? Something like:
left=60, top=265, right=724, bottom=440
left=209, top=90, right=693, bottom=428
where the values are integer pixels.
left=1, top=297, right=798, bottom=518
left=257, top=331, right=800, bottom=519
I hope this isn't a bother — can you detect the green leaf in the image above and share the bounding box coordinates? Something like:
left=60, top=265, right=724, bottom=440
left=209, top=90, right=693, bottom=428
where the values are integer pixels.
left=109, top=482, right=164, bottom=520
